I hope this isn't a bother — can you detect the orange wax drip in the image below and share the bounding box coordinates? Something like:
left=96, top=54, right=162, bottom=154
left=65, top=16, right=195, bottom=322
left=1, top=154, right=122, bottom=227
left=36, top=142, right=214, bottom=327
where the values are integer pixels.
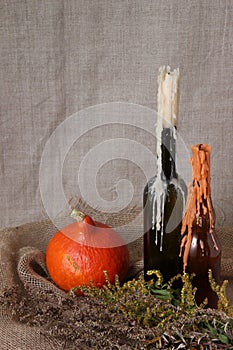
left=180, top=144, right=218, bottom=272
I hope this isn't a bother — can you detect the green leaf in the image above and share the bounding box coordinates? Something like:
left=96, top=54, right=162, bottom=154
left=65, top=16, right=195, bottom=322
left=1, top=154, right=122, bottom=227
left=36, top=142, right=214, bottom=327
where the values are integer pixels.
left=218, top=334, right=229, bottom=345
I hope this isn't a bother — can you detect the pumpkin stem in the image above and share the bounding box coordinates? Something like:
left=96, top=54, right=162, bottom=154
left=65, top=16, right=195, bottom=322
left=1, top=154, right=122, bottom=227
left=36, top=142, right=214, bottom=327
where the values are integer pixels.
left=71, top=209, right=96, bottom=226
left=71, top=209, right=86, bottom=222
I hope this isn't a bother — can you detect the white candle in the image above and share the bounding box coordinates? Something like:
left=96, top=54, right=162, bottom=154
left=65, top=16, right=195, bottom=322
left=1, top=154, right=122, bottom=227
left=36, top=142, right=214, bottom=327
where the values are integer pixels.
left=157, top=66, right=180, bottom=128
left=154, top=66, right=180, bottom=238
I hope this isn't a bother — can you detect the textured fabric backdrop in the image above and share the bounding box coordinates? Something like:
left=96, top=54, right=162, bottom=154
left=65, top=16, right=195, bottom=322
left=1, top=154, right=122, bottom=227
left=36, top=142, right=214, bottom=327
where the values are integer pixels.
left=0, top=0, right=233, bottom=229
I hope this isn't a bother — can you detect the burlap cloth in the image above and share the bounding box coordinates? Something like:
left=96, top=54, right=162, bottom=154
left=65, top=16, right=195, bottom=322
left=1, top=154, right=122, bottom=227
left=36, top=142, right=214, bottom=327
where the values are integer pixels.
left=0, top=204, right=232, bottom=349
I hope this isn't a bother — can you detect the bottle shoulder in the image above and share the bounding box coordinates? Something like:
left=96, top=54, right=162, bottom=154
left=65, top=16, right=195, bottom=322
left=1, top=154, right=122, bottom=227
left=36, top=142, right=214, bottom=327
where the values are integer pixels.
left=172, top=175, right=187, bottom=197
left=188, top=226, right=221, bottom=258
left=144, top=174, right=187, bottom=196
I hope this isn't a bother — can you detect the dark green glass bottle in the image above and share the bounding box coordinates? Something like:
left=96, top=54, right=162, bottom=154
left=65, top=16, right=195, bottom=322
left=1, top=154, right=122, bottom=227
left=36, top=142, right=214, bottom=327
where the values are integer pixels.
left=143, top=127, right=187, bottom=282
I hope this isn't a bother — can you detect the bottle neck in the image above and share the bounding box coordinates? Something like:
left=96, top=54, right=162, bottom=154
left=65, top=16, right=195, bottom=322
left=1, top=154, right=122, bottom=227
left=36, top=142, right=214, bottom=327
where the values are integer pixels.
left=159, top=127, right=177, bottom=180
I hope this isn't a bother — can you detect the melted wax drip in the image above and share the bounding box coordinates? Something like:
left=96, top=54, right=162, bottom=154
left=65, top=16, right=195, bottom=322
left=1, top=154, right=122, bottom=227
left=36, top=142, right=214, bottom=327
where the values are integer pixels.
left=151, top=125, right=177, bottom=252
left=151, top=181, right=166, bottom=250
left=180, top=144, right=219, bottom=272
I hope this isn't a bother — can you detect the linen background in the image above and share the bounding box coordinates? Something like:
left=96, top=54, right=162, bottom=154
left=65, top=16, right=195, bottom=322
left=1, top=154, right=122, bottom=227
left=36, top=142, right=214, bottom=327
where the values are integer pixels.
left=1, top=0, right=233, bottom=229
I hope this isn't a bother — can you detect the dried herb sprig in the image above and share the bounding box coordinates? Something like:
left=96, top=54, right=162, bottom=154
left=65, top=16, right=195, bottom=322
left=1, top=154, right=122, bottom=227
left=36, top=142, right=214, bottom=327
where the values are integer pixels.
left=1, top=271, right=233, bottom=349
left=78, top=270, right=233, bottom=348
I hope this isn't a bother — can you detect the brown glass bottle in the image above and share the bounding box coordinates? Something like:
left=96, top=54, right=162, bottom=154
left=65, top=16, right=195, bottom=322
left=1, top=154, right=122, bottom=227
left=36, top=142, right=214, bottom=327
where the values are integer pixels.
left=143, top=128, right=187, bottom=283
left=180, top=144, right=221, bottom=308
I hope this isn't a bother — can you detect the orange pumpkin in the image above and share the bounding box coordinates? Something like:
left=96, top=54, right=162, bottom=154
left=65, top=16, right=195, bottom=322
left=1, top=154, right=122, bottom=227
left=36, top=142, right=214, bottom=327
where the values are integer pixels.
left=46, top=209, right=130, bottom=293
